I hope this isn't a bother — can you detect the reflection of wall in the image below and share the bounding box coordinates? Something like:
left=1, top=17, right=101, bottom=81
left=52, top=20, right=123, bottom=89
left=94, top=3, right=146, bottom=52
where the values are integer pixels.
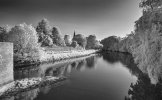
left=0, top=42, right=13, bottom=86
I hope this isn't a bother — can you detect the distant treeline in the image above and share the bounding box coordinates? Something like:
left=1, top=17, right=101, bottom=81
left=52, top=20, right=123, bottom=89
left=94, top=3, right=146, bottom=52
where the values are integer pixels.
left=0, top=18, right=103, bottom=55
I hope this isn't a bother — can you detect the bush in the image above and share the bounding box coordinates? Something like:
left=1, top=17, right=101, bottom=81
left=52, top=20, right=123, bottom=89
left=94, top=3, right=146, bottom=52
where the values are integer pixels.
left=0, top=25, right=11, bottom=42
left=4, top=23, right=39, bottom=54
left=71, top=41, right=78, bottom=48
left=64, top=35, right=71, bottom=46
left=41, top=35, right=53, bottom=47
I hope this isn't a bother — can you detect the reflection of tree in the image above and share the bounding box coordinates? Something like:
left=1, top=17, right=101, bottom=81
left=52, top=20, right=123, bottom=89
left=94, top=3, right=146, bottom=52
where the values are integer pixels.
left=101, top=52, right=162, bottom=99
left=71, top=62, right=78, bottom=69
left=102, top=51, right=162, bottom=99
left=125, top=74, right=162, bottom=100
left=11, top=55, right=100, bottom=100
left=14, top=68, right=41, bottom=80
left=14, top=88, right=39, bottom=100
left=45, top=67, right=66, bottom=77
left=76, top=60, right=86, bottom=71
left=102, top=52, right=142, bottom=76
left=86, top=56, right=95, bottom=68
left=45, top=67, right=54, bottom=76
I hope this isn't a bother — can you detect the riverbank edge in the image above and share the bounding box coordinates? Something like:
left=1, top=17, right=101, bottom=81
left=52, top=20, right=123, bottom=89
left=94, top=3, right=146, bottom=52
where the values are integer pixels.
left=0, top=76, right=67, bottom=98
left=15, top=49, right=98, bottom=68
left=100, top=49, right=131, bottom=55
left=0, top=53, right=99, bottom=98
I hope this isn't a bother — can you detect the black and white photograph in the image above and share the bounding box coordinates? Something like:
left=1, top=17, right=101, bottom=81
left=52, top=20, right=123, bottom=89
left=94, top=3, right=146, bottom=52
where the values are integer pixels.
left=0, top=0, right=161, bottom=100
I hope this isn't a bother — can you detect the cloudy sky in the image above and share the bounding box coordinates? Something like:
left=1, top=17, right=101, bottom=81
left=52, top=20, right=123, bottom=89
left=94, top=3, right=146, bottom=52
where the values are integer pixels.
left=0, top=0, right=142, bottom=40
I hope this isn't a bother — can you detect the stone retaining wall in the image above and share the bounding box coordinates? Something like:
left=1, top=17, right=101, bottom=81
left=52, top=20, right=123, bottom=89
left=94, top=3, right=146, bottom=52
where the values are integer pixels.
left=0, top=42, right=13, bottom=87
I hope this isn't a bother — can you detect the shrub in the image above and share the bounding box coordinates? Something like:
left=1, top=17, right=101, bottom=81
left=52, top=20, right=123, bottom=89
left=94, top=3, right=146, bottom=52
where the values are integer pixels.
left=0, top=25, right=11, bottom=42
left=71, top=41, right=78, bottom=48
left=64, top=35, right=71, bottom=46
left=4, top=23, right=39, bottom=54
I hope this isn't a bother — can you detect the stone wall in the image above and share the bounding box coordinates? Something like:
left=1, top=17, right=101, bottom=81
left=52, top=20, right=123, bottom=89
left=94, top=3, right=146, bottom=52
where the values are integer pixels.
left=0, top=42, right=13, bottom=87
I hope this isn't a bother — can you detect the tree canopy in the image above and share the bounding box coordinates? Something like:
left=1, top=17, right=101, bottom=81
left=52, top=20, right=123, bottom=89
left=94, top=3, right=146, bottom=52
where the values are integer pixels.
left=51, top=27, right=65, bottom=46
left=4, top=23, right=39, bottom=53
left=86, top=35, right=103, bottom=49
left=72, top=34, right=87, bottom=48
left=139, top=0, right=161, bottom=10
left=64, top=35, right=71, bottom=46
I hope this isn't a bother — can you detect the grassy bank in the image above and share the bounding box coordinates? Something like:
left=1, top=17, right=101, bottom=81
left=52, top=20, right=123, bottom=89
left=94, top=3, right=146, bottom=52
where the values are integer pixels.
left=15, top=46, right=97, bottom=68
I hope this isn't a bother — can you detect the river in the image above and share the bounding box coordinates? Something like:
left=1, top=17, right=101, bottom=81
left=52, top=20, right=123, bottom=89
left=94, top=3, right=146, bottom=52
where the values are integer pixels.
left=2, top=52, right=162, bottom=100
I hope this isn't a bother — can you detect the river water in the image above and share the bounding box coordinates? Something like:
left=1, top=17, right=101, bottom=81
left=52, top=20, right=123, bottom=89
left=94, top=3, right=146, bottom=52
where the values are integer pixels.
left=3, top=52, right=162, bottom=100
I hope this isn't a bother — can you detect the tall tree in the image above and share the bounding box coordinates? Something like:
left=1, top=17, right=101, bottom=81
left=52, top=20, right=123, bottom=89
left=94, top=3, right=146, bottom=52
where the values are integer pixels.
left=36, top=18, right=53, bottom=46
left=36, top=18, right=52, bottom=35
left=51, top=27, right=65, bottom=46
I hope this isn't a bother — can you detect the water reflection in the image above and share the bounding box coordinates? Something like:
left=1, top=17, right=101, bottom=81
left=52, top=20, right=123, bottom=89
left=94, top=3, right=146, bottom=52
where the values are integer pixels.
left=102, top=52, right=142, bottom=76
left=125, top=73, right=162, bottom=100
left=103, top=52, right=162, bottom=100
left=6, top=55, right=99, bottom=100
left=2, top=52, right=162, bottom=100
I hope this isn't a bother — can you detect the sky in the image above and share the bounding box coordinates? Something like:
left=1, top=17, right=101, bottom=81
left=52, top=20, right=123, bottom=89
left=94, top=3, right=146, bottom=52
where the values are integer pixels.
left=0, top=0, right=142, bottom=40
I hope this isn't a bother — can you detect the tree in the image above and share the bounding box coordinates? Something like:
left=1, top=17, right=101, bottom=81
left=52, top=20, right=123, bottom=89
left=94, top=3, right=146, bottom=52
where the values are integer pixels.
left=0, top=25, right=11, bottom=42
left=72, top=34, right=87, bottom=48
left=101, top=36, right=120, bottom=50
left=64, top=35, right=71, bottom=46
left=4, top=23, right=39, bottom=53
left=36, top=18, right=52, bottom=36
left=139, top=0, right=161, bottom=10
left=86, top=35, right=103, bottom=49
left=71, top=41, right=78, bottom=48
left=94, top=41, right=103, bottom=49
left=51, top=27, right=65, bottom=46
left=36, top=18, right=53, bottom=46
left=41, top=35, right=53, bottom=47
left=0, top=27, right=6, bottom=42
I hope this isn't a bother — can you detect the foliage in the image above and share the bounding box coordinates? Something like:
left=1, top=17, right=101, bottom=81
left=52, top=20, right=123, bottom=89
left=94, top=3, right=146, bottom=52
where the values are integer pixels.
left=139, top=0, right=161, bottom=10
left=41, top=35, right=53, bottom=47
left=126, top=74, right=162, bottom=100
left=0, top=25, right=11, bottom=42
left=101, top=36, right=120, bottom=51
left=36, top=18, right=52, bottom=36
left=51, top=27, right=65, bottom=46
left=130, top=7, right=162, bottom=83
left=86, top=35, right=103, bottom=49
left=4, top=23, right=39, bottom=54
left=36, top=18, right=53, bottom=46
left=64, top=35, right=71, bottom=46
left=72, top=34, right=87, bottom=48
left=71, top=40, right=78, bottom=48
